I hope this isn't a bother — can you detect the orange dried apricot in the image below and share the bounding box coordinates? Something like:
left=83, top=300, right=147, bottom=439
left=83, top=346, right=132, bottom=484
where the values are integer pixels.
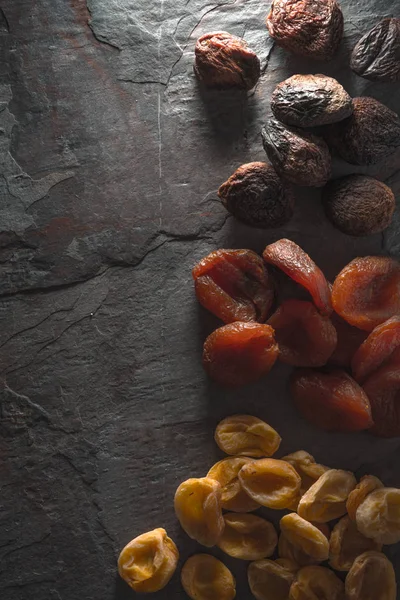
left=280, top=514, right=329, bottom=562
left=239, top=458, right=301, bottom=509
left=345, top=551, right=397, bottom=600
left=346, top=475, right=384, bottom=521
left=248, top=559, right=296, bottom=600
left=363, top=358, right=400, bottom=437
left=218, top=513, right=278, bottom=560
left=352, top=316, right=400, bottom=383
left=214, top=415, right=281, bottom=458
left=329, top=313, right=368, bottom=368
left=207, top=457, right=260, bottom=512
left=298, top=469, right=357, bottom=523
left=181, top=554, right=236, bottom=600
left=289, top=565, right=345, bottom=600
left=329, top=515, right=382, bottom=571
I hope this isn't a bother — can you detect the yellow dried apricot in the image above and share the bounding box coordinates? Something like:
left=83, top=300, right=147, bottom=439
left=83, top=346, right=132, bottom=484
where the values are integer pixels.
left=181, top=554, right=236, bottom=600
left=239, top=458, right=301, bottom=509
left=329, top=516, right=382, bottom=571
left=248, top=559, right=296, bottom=600
left=282, top=451, right=329, bottom=492
left=346, top=475, right=384, bottom=521
left=215, top=415, right=281, bottom=457
left=280, top=514, right=329, bottom=562
left=207, top=457, right=260, bottom=512
left=218, top=513, right=277, bottom=560
left=356, top=487, right=400, bottom=544
left=117, top=528, right=179, bottom=593
left=298, top=469, right=356, bottom=522
left=345, top=551, right=396, bottom=600
left=174, top=477, right=224, bottom=547
left=275, top=558, right=300, bottom=573
left=289, top=565, right=345, bottom=600
left=279, top=533, right=318, bottom=567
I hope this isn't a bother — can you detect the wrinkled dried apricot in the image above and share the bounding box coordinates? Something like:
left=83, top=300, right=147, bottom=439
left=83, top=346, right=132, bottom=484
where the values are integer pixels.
left=278, top=526, right=330, bottom=568
left=345, top=551, right=397, bottom=600
left=332, top=256, right=400, bottom=331
left=239, top=458, right=301, bottom=509
left=263, top=239, right=332, bottom=316
left=329, top=516, right=382, bottom=571
left=192, top=249, right=274, bottom=324
left=329, top=313, right=369, bottom=368
left=346, top=475, right=384, bottom=521
left=363, top=359, right=400, bottom=437
left=181, top=554, right=236, bottom=600
left=248, top=559, right=296, bottom=600
left=214, top=415, right=281, bottom=458
left=356, top=487, right=400, bottom=544
left=174, top=477, right=224, bottom=547
left=218, top=513, right=278, bottom=560
left=203, top=322, right=278, bottom=386
left=117, top=528, right=179, bottom=593
left=289, top=565, right=345, bottom=600
left=280, top=514, right=329, bottom=562
left=282, top=451, right=329, bottom=493
left=352, top=317, right=400, bottom=384
left=291, top=369, right=373, bottom=432
left=298, top=469, right=356, bottom=523
left=268, top=300, right=337, bottom=367
left=207, top=457, right=260, bottom=512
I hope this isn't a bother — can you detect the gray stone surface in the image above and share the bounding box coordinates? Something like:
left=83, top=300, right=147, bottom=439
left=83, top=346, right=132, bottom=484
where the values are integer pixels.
left=0, top=0, right=399, bottom=598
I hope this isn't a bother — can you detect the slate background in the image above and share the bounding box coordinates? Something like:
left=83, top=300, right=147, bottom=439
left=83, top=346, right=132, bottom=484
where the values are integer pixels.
left=0, top=0, right=399, bottom=598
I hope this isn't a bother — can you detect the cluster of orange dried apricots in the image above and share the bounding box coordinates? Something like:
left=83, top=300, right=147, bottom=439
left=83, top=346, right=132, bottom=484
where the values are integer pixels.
left=118, top=415, right=398, bottom=599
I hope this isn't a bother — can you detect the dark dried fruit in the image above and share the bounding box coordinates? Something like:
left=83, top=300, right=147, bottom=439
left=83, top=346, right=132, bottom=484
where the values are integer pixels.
left=218, top=162, right=294, bottom=228
left=203, top=322, right=278, bottom=386
left=329, top=314, right=368, bottom=368
left=261, top=119, right=331, bottom=187
left=271, top=74, right=353, bottom=127
left=266, top=0, right=344, bottom=61
left=263, top=239, right=332, bottom=316
left=291, top=369, right=373, bottom=432
left=323, top=175, right=395, bottom=237
left=332, top=256, right=400, bottom=331
left=352, top=317, right=400, bottom=384
left=194, top=32, right=260, bottom=90
left=192, top=249, right=274, bottom=324
left=363, top=357, right=400, bottom=438
left=351, top=18, right=400, bottom=83
left=324, top=97, right=400, bottom=165
left=267, top=299, right=337, bottom=367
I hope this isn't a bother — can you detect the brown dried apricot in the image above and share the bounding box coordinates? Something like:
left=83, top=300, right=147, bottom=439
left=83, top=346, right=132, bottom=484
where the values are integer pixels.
left=329, top=313, right=368, bottom=368
left=345, top=551, right=397, bottom=600
left=218, top=513, right=278, bottom=560
left=263, top=239, right=332, bottom=316
left=356, top=488, right=400, bottom=544
left=192, top=249, right=274, bottom=324
left=352, top=317, right=400, bottom=384
left=363, top=359, right=400, bottom=437
left=268, top=300, right=337, bottom=367
left=174, top=477, right=224, bottom=547
left=239, top=458, right=301, bottom=509
left=203, top=322, right=278, bottom=386
left=329, top=516, right=382, bottom=571
left=351, top=18, right=400, bottom=83
left=291, top=369, right=373, bottom=432
left=280, top=514, right=329, bottom=562
left=214, top=415, right=281, bottom=458
left=207, top=457, right=260, bottom=512
left=248, top=559, right=296, bottom=600
left=282, top=451, right=329, bottom=493
left=117, top=528, right=179, bottom=593
left=346, top=475, right=384, bottom=521
left=275, top=558, right=300, bottom=573
left=298, top=469, right=357, bottom=523
left=289, top=565, right=345, bottom=600
left=181, top=554, right=236, bottom=600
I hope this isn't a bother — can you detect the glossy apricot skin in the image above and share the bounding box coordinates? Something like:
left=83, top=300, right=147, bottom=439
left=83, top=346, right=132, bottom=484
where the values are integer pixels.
left=203, top=322, right=279, bottom=386
left=291, top=369, right=373, bottom=432
left=352, top=317, right=400, bottom=384
left=329, top=313, right=368, bottom=368
left=193, top=249, right=274, bottom=324
left=268, top=299, right=337, bottom=367
left=332, top=256, right=400, bottom=331
left=363, top=359, right=400, bottom=437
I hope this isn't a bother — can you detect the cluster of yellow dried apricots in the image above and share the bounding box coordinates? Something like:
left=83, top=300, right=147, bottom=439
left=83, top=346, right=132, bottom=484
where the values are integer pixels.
left=118, top=415, right=398, bottom=599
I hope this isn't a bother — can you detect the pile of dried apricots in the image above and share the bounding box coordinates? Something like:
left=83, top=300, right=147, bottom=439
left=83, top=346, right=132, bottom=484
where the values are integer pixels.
left=194, top=239, right=400, bottom=439
left=118, top=415, right=398, bottom=599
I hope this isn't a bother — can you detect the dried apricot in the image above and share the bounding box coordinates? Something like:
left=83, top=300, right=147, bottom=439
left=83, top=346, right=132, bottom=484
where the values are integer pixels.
left=291, top=368, right=373, bottom=432
left=363, top=360, right=400, bottom=437
left=263, top=239, right=332, bottom=316
left=280, top=514, right=329, bottom=562
left=351, top=18, right=400, bottom=83
left=278, top=527, right=329, bottom=568
left=298, top=469, right=356, bottom=523
left=207, top=457, right=260, bottom=512
left=332, top=256, right=400, bottom=331
left=356, top=488, right=400, bottom=544
left=203, top=322, right=278, bottom=386
left=352, top=317, right=400, bottom=383
left=289, top=565, right=345, bottom=600
left=275, top=558, right=300, bottom=573
left=218, top=513, right=277, bottom=560
left=346, top=475, right=384, bottom=521
left=239, top=458, right=301, bottom=510
left=329, top=516, right=382, bottom=571
left=174, top=477, right=224, bottom=547
left=192, top=249, right=274, bottom=324
left=345, top=551, right=396, bottom=600
left=268, top=300, right=337, bottom=367
left=181, top=554, right=236, bottom=600
left=117, top=528, right=179, bottom=593
left=214, top=415, right=281, bottom=458
left=248, top=559, right=296, bottom=600
left=329, top=313, right=368, bottom=368
left=281, top=451, right=329, bottom=493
